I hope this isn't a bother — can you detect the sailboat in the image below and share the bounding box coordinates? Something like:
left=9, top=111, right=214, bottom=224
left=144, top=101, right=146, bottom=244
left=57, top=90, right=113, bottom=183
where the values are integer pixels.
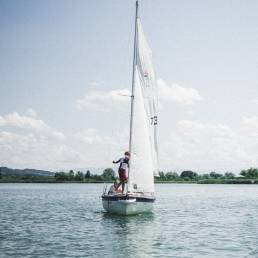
left=102, top=0, right=159, bottom=215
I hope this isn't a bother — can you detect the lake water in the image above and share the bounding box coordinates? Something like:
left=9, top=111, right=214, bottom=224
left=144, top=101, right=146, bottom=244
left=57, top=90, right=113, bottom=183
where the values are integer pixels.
left=1, top=183, right=258, bottom=258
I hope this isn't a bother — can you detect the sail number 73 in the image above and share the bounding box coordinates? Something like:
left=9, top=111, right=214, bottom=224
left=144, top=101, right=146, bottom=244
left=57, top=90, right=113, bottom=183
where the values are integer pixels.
left=150, top=116, right=158, bottom=125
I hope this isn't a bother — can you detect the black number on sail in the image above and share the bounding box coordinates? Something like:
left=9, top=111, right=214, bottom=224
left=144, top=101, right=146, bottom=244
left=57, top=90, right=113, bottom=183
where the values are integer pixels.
left=150, top=116, right=158, bottom=125
left=144, top=70, right=150, bottom=87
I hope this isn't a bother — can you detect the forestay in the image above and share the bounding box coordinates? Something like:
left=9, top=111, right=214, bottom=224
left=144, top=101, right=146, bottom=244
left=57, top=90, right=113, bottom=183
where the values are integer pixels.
left=128, top=19, right=159, bottom=194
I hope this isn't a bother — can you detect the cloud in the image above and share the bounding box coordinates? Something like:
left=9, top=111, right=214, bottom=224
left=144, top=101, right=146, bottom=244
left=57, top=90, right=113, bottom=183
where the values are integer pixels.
left=27, top=108, right=37, bottom=117
left=75, top=129, right=113, bottom=144
left=76, top=89, right=131, bottom=111
left=72, top=128, right=129, bottom=168
left=0, top=111, right=72, bottom=170
left=0, top=131, right=79, bottom=170
left=0, top=110, right=128, bottom=170
left=157, top=79, right=203, bottom=105
left=76, top=79, right=203, bottom=111
left=160, top=118, right=258, bottom=172
left=0, top=112, right=64, bottom=140
left=4, top=112, right=258, bottom=172
left=0, top=112, right=49, bottom=130
left=242, top=116, right=258, bottom=131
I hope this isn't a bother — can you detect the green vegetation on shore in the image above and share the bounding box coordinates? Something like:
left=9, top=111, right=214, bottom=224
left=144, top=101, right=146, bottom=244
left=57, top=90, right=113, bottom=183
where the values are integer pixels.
left=1, top=167, right=258, bottom=184
left=156, top=169, right=258, bottom=184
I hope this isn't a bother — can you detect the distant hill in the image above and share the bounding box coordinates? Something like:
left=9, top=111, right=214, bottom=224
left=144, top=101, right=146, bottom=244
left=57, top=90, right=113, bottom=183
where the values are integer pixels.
left=0, top=167, right=54, bottom=177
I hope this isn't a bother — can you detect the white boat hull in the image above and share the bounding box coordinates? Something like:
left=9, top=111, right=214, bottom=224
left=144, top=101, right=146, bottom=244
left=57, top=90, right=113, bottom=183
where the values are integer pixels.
left=102, top=195, right=154, bottom=215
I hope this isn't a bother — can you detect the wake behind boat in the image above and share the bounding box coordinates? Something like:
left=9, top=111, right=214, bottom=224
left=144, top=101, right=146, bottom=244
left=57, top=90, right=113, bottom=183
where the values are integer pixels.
left=102, top=0, right=159, bottom=216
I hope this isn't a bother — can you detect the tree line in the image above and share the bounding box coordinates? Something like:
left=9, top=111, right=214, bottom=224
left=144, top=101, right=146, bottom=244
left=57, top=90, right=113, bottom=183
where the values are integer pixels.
left=54, top=168, right=116, bottom=182
left=1, top=167, right=258, bottom=183
left=157, top=168, right=258, bottom=183
left=157, top=170, right=235, bottom=181
left=54, top=168, right=258, bottom=183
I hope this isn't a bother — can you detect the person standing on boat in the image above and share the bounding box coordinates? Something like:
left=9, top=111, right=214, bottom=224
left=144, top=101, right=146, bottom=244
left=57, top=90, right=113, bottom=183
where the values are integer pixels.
left=113, top=151, right=130, bottom=194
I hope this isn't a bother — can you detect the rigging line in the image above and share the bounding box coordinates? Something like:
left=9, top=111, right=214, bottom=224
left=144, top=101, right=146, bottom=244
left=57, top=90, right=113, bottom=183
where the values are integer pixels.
left=127, top=0, right=139, bottom=193
left=129, top=0, right=139, bottom=153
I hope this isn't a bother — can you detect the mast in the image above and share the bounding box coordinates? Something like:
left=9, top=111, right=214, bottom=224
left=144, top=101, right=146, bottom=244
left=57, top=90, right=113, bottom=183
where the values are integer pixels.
left=128, top=0, right=138, bottom=182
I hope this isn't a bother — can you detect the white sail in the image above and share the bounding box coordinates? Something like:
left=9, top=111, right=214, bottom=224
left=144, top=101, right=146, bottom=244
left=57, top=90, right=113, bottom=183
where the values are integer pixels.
left=128, top=19, right=159, bottom=194
left=128, top=67, right=155, bottom=193
left=136, top=19, right=159, bottom=177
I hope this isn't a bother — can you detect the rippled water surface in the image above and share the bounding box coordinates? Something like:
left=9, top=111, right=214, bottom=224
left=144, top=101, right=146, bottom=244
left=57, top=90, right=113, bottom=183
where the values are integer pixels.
left=1, top=183, right=258, bottom=257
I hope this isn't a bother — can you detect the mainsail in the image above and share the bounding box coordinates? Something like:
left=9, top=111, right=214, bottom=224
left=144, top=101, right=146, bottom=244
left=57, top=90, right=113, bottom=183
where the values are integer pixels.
left=128, top=19, right=159, bottom=194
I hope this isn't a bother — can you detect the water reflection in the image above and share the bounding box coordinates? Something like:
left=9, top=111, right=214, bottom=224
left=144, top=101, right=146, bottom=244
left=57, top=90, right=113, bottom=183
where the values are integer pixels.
left=100, top=212, right=160, bottom=257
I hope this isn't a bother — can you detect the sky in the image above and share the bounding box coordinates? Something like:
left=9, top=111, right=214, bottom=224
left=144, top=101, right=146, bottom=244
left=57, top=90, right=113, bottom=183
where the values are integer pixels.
left=0, top=0, right=258, bottom=173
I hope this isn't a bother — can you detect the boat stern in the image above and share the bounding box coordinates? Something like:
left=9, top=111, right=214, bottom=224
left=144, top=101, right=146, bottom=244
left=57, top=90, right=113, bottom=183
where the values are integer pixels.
left=102, top=194, right=155, bottom=215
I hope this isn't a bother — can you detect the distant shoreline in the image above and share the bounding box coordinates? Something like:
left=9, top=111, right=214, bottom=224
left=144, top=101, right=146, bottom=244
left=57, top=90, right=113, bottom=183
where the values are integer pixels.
left=1, top=167, right=258, bottom=184
left=1, top=179, right=258, bottom=184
